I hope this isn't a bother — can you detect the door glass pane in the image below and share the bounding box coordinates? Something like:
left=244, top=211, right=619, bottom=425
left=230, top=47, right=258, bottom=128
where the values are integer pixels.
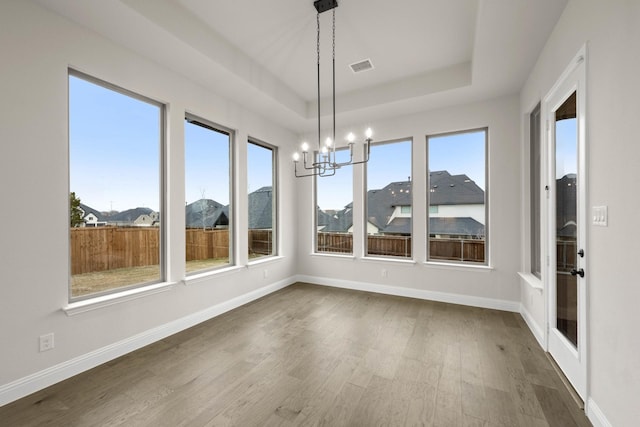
left=555, top=91, right=578, bottom=347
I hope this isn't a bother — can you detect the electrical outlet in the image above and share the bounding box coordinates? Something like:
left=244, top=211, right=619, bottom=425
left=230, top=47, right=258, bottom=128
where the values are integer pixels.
left=39, top=333, right=55, bottom=352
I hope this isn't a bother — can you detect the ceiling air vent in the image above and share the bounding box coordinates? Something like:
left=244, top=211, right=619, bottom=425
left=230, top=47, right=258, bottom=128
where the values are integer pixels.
left=349, top=58, right=374, bottom=73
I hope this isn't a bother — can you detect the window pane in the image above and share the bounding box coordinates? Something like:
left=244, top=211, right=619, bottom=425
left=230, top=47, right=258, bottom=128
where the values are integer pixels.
left=427, top=129, right=487, bottom=264
left=69, top=73, right=162, bottom=299
left=185, top=116, right=232, bottom=273
left=316, top=148, right=353, bottom=254
left=366, top=140, right=412, bottom=258
left=530, top=103, right=542, bottom=278
left=248, top=141, right=276, bottom=259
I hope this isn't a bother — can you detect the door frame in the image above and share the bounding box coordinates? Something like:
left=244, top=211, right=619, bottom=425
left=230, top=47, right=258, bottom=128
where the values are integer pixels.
left=542, top=45, right=588, bottom=401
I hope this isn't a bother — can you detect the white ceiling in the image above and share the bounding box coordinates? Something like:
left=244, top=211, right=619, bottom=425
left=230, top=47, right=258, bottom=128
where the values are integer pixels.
left=36, top=0, right=567, bottom=133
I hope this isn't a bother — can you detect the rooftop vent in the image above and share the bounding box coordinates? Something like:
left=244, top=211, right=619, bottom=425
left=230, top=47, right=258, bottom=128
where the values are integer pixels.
left=349, top=58, right=374, bottom=73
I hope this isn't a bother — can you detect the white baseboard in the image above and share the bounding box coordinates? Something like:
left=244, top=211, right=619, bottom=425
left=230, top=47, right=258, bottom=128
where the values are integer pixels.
left=587, top=398, right=613, bottom=427
left=0, top=276, right=295, bottom=407
left=295, top=275, right=521, bottom=312
left=519, top=304, right=546, bottom=348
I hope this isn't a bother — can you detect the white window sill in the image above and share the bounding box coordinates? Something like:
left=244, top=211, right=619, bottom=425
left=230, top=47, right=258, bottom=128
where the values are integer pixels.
left=310, top=252, right=355, bottom=260
left=423, top=261, right=493, bottom=272
left=247, top=255, right=284, bottom=267
left=518, top=272, right=544, bottom=292
left=185, top=265, right=244, bottom=286
left=63, top=281, right=176, bottom=316
left=361, top=256, right=416, bottom=265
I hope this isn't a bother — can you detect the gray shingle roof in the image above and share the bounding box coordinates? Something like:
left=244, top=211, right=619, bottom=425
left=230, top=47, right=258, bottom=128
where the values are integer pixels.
left=248, top=186, right=273, bottom=229
left=429, top=171, right=484, bottom=205
left=429, top=217, right=484, bottom=237
left=185, top=199, right=228, bottom=229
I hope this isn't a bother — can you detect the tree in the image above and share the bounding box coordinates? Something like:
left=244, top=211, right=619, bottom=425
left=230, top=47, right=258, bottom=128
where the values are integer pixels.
left=70, top=192, right=84, bottom=227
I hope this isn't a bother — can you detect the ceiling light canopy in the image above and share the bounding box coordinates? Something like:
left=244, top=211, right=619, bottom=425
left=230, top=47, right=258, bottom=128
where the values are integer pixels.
left=293, top=0, right=373, bottom=178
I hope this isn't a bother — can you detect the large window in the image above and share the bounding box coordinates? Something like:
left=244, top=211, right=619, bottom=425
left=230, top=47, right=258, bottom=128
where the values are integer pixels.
left=247, top=140, right=277, bottom=259
left=530, top=103, right=542, bottom=278
left=366, top=140, right=412, bottom=258
left=315, top=148, right=353, bottom=254
left=69, top=71, right=164, bottom=299
left=184, top=115, right=233, bottom=274
left=427, top=129, right=487, bottom=264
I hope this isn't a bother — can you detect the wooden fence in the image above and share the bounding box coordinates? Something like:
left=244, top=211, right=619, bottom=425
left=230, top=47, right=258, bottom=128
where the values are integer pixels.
left=71, top=227, right=273, bottom=275
left=71, top=227, right=578, bottom=275
left=71, top=227, right=160, bottom=275
left=316, top=232, right=485, bottom=262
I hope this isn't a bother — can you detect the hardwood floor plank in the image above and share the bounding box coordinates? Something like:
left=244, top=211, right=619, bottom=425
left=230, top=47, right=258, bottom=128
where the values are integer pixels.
left=0, top=283, right=592, bottom=427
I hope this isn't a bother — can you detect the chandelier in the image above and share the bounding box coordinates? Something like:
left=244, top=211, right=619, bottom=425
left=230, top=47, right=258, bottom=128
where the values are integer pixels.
left=293, top=0, right=373, bottom=178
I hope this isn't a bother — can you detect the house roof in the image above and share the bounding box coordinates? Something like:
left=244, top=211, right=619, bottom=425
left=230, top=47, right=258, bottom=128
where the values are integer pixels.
left=79, top=203, right=104, bottom=221
left=429, top=217, right=484, bottom=237
left=106, top=207, right=156, bottom=223
left=367, top=181, right=412, bottom=231
left=429, top=171, right=484, bottom=205
left=185, top=199, right=228, bottom=228
left=248, top=186, right=273, bottom=229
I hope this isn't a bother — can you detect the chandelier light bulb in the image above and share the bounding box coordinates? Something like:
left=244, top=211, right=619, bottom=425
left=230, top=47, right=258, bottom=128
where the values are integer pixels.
left=325, top=137, right=333, bottom=147
left=347, top=132, right=355, bottom=143
left=365, top=128, right=373, bottom=139
left=292, top=152, right=300, bottom=162
left=301, top=142, right=309, bottom=152
left=321, top=146, right=328, bottom=154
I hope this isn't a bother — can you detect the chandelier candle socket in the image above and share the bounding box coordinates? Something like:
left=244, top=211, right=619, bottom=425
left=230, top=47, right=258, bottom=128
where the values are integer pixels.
left=293, top=0, right=373, bottom=178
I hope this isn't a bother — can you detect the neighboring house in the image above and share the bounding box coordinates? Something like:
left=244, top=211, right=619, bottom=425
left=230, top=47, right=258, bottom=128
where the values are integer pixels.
left=105, top=207, right=157, bottom=227
left=248, top=186, right=273, bottom=230
left=134, top=211, right=160, bottom=227
left=78, top=203, right=107, bottom=227
left=556, top=173, right=576, bottom=238
left=317, top=171, right=486, bottom=238
left=185, top=199, right=228, bottom=229
left=429, top=170, right=485, bottom=225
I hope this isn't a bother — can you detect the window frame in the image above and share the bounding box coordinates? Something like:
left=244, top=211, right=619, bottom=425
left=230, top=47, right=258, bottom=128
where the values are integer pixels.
left=247, top=137, right=278, bottom=260
left=68, top=69, right=166, bottom=302
left=426, top=127, right=489, bottom=266
left=184, top=112, right=236, bottom=275
left=364, top=138, right=414, bottom=260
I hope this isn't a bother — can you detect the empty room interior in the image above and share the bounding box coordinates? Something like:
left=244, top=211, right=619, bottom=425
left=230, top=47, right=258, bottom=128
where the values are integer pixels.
left=1, top=0, right=638, bottom=426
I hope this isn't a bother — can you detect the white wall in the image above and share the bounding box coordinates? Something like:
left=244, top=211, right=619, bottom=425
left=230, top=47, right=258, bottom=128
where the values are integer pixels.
left=0, top=0, right=298, bottom=399
left=520, top=1, right=640, bottom=425
left=297, top=96, right=521, bottom=308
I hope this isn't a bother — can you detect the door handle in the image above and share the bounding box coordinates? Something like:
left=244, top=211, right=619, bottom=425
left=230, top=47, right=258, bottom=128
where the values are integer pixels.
left=570, top=268, right=585, bottom=278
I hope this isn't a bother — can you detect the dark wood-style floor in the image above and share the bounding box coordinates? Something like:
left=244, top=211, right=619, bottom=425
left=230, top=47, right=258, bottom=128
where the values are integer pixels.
left=0, top=283, right=592, bottom=426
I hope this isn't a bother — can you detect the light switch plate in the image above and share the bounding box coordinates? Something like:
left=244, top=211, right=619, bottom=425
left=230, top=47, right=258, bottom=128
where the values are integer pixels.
left=592, top=206, right=608, bottom=226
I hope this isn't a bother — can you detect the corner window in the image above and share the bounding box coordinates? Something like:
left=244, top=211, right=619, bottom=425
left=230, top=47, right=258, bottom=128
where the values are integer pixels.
left=185, top=115, right=233, bottom=274
left=530, top=103, right=542, bottom=278
left=315, top=148, right=353, bottom=254
left=248, top=140, right=277, bottom=259
left=69, top=71, right=164, bottom=299
left=365, top=140, right=412, bottom=258
left=427, top=129, right=487, bottom=264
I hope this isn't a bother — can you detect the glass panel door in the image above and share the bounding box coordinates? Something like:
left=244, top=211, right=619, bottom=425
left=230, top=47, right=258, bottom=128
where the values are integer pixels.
left=554, top=92, right=578, bottom=347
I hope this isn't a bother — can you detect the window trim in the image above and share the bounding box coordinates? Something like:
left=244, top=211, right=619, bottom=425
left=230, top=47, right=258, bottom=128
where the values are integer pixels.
left=426, top=127, right=489, bottom=266
left=247, top=137, right=278, bottom=260
left=68, top=69, right=166, bottom=302
left=184, top=112, right=236, bottom=275
left=529, top=103, right=542, bottom=278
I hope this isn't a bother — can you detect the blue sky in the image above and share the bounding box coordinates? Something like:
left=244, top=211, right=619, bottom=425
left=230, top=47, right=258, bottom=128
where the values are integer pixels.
left=69, top=75, right=161, bottom=212
left=70, top=74, right=575, bottom=214
left=184, top=121, right=230, bottom=206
